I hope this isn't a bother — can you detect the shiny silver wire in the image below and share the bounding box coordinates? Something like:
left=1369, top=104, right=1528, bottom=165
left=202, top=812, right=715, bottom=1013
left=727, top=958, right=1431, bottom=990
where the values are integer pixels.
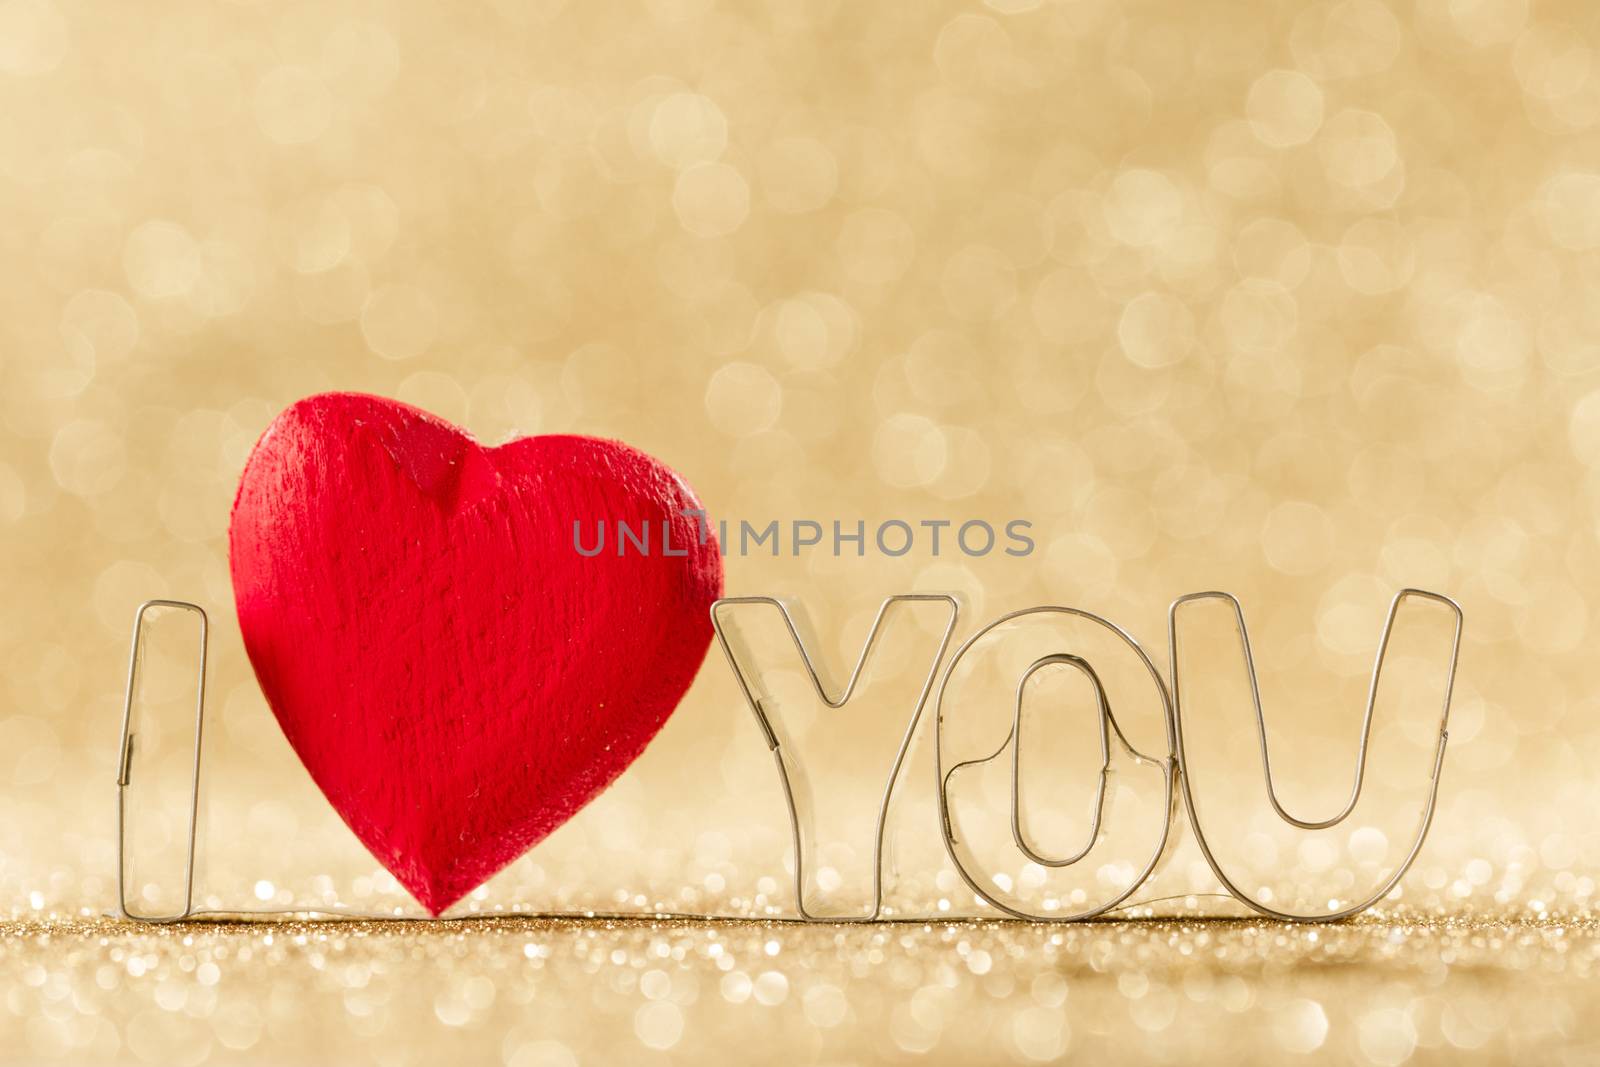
left=934, top=607, right=1178, bottom=922
left=113, top=590, right=1461, bottom=926
left=1009, top=655, right=1114, bottom=867
left=1167, top=588, right=1464, bottom=923
left=709, top=594, right=961, bottom=921
left=116, top=599, right=208, bottom=922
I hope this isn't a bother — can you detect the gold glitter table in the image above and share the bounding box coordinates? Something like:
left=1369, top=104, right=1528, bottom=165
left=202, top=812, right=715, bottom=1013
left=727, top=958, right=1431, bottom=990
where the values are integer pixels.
left=5, top=912, right=1599, bottom=1064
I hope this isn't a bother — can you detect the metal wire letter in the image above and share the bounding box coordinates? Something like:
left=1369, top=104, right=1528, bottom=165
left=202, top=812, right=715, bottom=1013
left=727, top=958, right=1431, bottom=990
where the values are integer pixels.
left=1168, top=588, right=1463, bottom=922
left=116, top=599, right=208, bottom=923
left=935, top=606, right=1177, bottom=922
left=709, top=594, right=960, bottom=921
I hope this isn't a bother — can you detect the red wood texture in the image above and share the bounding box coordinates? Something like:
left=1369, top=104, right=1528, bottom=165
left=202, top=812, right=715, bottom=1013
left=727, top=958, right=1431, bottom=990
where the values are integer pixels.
left=228, top=393, right=723, bottom=915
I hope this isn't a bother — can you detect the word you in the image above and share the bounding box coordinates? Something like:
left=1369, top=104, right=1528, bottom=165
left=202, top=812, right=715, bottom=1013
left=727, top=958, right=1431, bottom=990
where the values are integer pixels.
left=710, top=588, right=1462, bottom=924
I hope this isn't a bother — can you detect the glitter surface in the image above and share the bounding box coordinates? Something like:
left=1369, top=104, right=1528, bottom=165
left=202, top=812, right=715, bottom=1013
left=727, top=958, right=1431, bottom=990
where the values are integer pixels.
left=6, top=913, right=1600, bottom=1064
left=4, top=0, right=1600, bottom=1060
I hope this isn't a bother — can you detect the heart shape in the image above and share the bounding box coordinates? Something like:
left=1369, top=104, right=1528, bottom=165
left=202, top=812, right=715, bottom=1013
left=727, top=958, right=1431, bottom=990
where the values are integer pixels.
left=228, top=393, right=723, bottom=914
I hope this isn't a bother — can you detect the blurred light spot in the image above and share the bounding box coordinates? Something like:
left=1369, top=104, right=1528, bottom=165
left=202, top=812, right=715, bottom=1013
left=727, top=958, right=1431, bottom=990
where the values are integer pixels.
left=49, top=419, right=125, bottom=497
left=803, top=983, right=848, bottom=1027
left=1569, top=390, right=1600, bottom=467
left=1233, top=218, right=1312, bottom=287
left=633, top=1001, right=683, bottom=1049
left=1316, top=574, right=1391, bottom=656
left=124, top=221, right=202, bottom=299
left=527, top=86, right=598, bottom=145
left=254, top=66, right=334, bottom=145
left=1012, top=1005, right=1070, bottom=1060
left=720, top=971, right=752, bottom=1004
left=1436, top=0, right=1527, bottom=48
left=1336, top=218, right=1415, bottom=294
left=837, top=208, right=916, bottom=284
left=320, top=19, right=401, bottom=102
left=929, top=426, right=991, bottom=500
left=1317, top=109, right=1400, bottom=189
left=0, top=0, right=67, bottom=76
left=1118, top=291, right=1194, bottom=368
left=941, top=246, right=1016, bottom=322
left=872, top=414, right=948, bottom=488
left=650, top=92, right=728, bottom=169
left=770, top=292, right=857, bottom=370
left=0, top=461, right=24, bottom=522
left=60, top=289, right=139, bottom=365
left=1220, top=280, right=1298, bottom=355
left=1292, top=0, right=1401, bottom=81
left=1103, top=169, right=1183, bottom=247
left=704, top=362, right=782, bottom=436
left=1539, top=172, right=1600, bottom=250
left=752, top=971, right=789, bottom=1006
left=0, top=714, right=60, bottom=786
left=759, top=136, right=838, bottom=213
left=1349, top=826, right=1389, bottom=864
left=1247, top=70, right=1325, bottom=147
left=282, top=194, right=352, bottom=274
left=1513, top=26, right=1592, bottom=104
left=1516, top=579, right=1588, bottom=654
left=1454, top=295, right=1529, bottom=394
left=297, top=257, right=371, bottom=325
left=1274, top=999, right=1329, bottom=1053
left=506, top=1040, right=576, bottom=1067
left=672, top=162, right=750, bottom=237
left=1358, top=1007, right=1418, bottom=1066
left=361, top=284, right=438, bottom=361
left=1261, top=501, right=1334, bottom=575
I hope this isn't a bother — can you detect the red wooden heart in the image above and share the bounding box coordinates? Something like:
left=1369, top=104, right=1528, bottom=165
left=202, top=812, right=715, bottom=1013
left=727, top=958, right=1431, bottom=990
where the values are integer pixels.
left=228, top=393, right=723, bottom=915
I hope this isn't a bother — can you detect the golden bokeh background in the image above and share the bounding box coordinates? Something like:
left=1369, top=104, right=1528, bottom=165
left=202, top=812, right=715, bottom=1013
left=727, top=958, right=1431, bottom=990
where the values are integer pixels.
left=4, top=0, right=1600, bottom=1062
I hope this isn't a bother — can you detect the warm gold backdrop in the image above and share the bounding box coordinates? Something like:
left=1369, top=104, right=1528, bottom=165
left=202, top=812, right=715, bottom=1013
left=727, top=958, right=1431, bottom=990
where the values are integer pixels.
left=2, top=0, right=1599, bottom=1037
